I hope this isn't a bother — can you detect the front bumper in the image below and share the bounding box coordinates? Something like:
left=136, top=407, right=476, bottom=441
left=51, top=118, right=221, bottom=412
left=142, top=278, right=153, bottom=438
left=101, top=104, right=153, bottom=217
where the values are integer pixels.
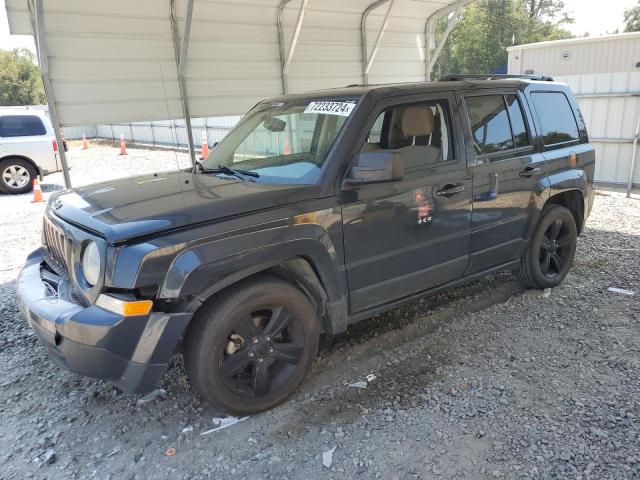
left=17, top=248, right=192, bottom=394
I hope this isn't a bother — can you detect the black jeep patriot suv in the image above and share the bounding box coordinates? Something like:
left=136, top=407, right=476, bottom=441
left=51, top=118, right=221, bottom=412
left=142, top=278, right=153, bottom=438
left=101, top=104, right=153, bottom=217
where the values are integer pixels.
left=17, top=75, right=595, bottom=414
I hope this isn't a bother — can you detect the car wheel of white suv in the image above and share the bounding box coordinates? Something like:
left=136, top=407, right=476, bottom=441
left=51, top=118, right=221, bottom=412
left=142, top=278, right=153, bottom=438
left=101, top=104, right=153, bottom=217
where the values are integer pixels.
left=0, top=158, right=36, bottom=195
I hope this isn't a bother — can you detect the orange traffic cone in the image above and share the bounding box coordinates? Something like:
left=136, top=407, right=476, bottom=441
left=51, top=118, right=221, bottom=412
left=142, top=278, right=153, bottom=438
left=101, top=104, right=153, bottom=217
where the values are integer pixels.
left=82, top=134, right=89, bottom=150
left=31, top=178, right=45, bottom=203
left=284, top=136, right=291, bottom=155
left=119, top=134, right=127, bottom=156
left=201, top=131, right=209, bottom=159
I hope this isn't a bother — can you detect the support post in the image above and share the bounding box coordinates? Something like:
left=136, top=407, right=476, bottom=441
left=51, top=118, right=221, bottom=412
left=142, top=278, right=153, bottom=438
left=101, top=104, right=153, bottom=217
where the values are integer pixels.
left=424, top=0, right=470, bottom=81
left=362, top=0, right=395, bottom=85
left=277, top=0, right=308, bottom=94
left=277, top=0, right=291, bottom=94
left=425, top=18, right=434, bottom=81
left=428, top=12, right=460, bottom=74
left=628, top=100, right=640, bottom=197
left=30, top=0, right=72, bottom=188
left=283, top=0, right=308, bottom=76
left=170, top=0, right=196, bottom=167
left=361, top=0, right=389, bottom=85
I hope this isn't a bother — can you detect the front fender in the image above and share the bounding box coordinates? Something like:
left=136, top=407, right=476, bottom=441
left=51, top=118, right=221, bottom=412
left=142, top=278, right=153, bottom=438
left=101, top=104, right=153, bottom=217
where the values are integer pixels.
left=158, top=220, right=348, bottom=333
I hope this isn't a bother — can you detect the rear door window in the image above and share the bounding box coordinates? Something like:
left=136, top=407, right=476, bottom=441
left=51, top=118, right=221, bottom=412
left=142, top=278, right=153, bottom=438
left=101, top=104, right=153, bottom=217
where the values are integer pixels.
left=0, top=115, right=47, bottom=137
left=465, top=95, right=514, bottom=155
left=531, top=92, right=579, bottom=145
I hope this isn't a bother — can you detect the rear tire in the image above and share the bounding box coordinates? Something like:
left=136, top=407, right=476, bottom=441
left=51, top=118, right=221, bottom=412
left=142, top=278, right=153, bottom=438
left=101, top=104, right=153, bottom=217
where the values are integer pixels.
left=184, top=276, right=319, bottom=414
left=0, top=158, right=36, bottom=195
left=517, top=205, right=577, bottom=289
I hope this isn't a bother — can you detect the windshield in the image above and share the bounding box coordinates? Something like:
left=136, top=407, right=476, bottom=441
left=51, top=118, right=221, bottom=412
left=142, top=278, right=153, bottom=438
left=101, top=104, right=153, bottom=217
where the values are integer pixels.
left=201, top=98, right=358, bottom=184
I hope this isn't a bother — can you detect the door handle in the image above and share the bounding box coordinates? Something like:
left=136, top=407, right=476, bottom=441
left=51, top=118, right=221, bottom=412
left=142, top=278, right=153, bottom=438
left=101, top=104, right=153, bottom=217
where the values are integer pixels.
left=435, top=183, right=466, bottom=197
left=519, top=166, right=542, bottom=177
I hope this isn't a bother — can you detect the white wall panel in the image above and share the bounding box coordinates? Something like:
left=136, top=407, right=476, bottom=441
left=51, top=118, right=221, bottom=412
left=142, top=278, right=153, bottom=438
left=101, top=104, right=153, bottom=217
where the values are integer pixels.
left=508, top=33, right=640, bottom=77
left=555, top=73, right=640, bottom=186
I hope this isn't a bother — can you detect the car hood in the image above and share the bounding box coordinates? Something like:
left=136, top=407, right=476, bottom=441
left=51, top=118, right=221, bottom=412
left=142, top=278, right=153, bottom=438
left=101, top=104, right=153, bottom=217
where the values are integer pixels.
left=49, top=171, right=323, bottom=243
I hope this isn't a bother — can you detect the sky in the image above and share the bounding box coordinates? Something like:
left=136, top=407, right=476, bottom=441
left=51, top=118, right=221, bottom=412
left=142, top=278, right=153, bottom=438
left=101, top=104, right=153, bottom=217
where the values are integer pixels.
left=0, top=0, right=637, bottom=53
left=562, top=0, right=635, bottom=36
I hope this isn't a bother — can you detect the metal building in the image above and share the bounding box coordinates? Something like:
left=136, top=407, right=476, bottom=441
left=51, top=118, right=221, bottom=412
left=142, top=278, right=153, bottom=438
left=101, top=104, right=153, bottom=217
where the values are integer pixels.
left=508, top=33, right=640, bottom=194
left=5, top=0, right=472, bottom=187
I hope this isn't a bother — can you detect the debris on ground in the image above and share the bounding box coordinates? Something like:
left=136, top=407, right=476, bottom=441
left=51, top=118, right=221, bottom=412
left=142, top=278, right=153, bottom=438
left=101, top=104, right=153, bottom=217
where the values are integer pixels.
left=322, top=445, right=337, bottom=468
left=164, top=447, right=177, bottom=457
left=347, top=381, right=368, bottom=389
left=136, top=388, right=167, bottom=405
left=106, top=446, right=121, bottom=458
left=200, top=416, right=249, bottom=436
left=543, top=288, right=552, bottom=298
left=43, top=449, right=56, bottom=465
left=608, top=287, right=635, bottom=296
left=347, top=373, right=378, bottom=389
left=180, top=426, right=194, bottom=434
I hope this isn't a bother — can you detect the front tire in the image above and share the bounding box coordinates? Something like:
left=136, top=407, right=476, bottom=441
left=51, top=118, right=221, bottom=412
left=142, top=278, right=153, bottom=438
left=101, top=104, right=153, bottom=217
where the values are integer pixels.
left=184, top=276, right=319, bottom=414
left=517, top=205, right=577, bottom=289
left=0, top=158, right=36, bottom=194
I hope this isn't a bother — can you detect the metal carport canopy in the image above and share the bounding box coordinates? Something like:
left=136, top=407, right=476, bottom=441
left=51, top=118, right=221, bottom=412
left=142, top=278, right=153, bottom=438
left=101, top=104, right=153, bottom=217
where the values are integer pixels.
left=6, top=0, right=472, bottom=185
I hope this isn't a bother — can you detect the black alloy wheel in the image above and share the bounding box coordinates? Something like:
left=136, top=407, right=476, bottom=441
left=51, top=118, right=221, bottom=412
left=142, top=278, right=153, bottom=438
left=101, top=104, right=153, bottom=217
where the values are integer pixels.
left=538, top=218, right=573, bottom=279
left=517, top=204, right=577, bottom=289
left=219, top=306, right=305, bottom=399
left=184, top=276, right=319, bottom=414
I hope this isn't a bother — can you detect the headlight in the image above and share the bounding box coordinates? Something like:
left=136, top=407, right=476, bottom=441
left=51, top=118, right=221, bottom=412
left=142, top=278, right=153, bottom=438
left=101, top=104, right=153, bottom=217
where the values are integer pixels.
left=81, top=241, right=101, bottom=286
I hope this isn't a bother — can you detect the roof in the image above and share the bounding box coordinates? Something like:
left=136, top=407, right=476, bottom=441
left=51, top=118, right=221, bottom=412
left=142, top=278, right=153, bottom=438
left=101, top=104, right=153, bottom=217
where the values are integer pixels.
left=507, top=32, right=640, bottom=52
left=5, top=0, right=474, bottom=126
left=267, top=76, right=564, bottom=102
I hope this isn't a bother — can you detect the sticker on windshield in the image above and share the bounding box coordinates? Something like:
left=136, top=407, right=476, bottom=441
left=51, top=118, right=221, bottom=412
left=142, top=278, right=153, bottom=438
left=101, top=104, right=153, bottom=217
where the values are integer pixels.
left=304, top=101, right=355, bottom=117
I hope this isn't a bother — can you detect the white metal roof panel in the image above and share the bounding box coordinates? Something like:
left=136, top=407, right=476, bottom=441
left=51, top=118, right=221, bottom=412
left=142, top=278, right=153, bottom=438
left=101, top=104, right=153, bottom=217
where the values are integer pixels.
left=6, top=0, right=471, bottom=126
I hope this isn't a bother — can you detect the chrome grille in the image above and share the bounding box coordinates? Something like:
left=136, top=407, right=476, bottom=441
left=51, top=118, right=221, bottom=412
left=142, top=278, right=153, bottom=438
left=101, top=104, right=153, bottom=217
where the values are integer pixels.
left=43, top=215, right=73, bottom=276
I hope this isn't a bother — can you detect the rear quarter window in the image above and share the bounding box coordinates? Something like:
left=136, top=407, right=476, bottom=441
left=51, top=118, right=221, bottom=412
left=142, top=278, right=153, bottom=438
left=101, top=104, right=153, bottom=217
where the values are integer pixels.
left=505, top=94, right=530, bottom=148
left=531, top=92, right=579, bottom=145
left=0, top=115, right=47, bottom=137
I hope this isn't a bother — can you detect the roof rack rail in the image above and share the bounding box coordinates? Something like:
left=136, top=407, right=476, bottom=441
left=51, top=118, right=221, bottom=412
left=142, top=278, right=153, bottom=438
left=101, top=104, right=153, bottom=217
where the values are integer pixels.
left=440, top=74, right=554, bottom=82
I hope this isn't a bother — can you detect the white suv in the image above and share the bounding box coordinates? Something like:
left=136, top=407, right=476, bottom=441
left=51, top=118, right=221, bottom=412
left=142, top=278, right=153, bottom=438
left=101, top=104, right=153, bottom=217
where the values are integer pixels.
left=0, top=108, right=62, bottom=194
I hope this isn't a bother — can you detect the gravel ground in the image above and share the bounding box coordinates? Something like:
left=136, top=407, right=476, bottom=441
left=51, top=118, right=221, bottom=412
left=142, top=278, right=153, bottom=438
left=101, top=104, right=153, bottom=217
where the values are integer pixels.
left=1, top=145, right=639, bottom=479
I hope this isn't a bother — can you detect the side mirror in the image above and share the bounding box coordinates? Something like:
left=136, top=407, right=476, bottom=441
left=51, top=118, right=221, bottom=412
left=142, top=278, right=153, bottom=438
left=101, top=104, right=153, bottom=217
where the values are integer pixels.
left=346, top=150, right=403, bottom=185
left=263, top=117, right=287, bottom=132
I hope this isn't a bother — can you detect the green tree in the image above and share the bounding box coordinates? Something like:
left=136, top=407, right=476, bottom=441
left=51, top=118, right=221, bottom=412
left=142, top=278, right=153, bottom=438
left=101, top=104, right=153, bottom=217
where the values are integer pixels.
left=624, top=1, right=640, bottom=32
left=433, top=0, right=574, bottom=77
left=0, top=49, right=46, bottom=106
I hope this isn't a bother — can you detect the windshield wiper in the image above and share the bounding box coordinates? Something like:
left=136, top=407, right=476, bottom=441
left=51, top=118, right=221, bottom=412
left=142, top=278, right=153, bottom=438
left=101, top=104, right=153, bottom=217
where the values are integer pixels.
left=200, top=165, right=260, bottom=180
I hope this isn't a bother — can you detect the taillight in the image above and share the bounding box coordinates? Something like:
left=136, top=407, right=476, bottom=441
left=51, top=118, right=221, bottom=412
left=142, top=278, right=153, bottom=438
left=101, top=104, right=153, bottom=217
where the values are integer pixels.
left=52, top=138, right=59, bottom=153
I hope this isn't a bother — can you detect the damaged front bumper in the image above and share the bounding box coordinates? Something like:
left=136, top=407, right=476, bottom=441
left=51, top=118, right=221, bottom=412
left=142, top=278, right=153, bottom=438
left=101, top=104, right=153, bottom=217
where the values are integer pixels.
left=17, top=247, right=192, bottom=394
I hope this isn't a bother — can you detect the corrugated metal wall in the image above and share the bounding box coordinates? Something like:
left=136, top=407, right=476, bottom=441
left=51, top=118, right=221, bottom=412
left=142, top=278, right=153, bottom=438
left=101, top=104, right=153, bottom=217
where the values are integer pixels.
left=62, top=114, right=322, bottom=162
left=62, top=116, right=241, bottom=148
left=508, top=33, right=640, bottom=77
left=507, top=35, right=640, bottom=188
left=554, top=73, right=640, bottom=186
